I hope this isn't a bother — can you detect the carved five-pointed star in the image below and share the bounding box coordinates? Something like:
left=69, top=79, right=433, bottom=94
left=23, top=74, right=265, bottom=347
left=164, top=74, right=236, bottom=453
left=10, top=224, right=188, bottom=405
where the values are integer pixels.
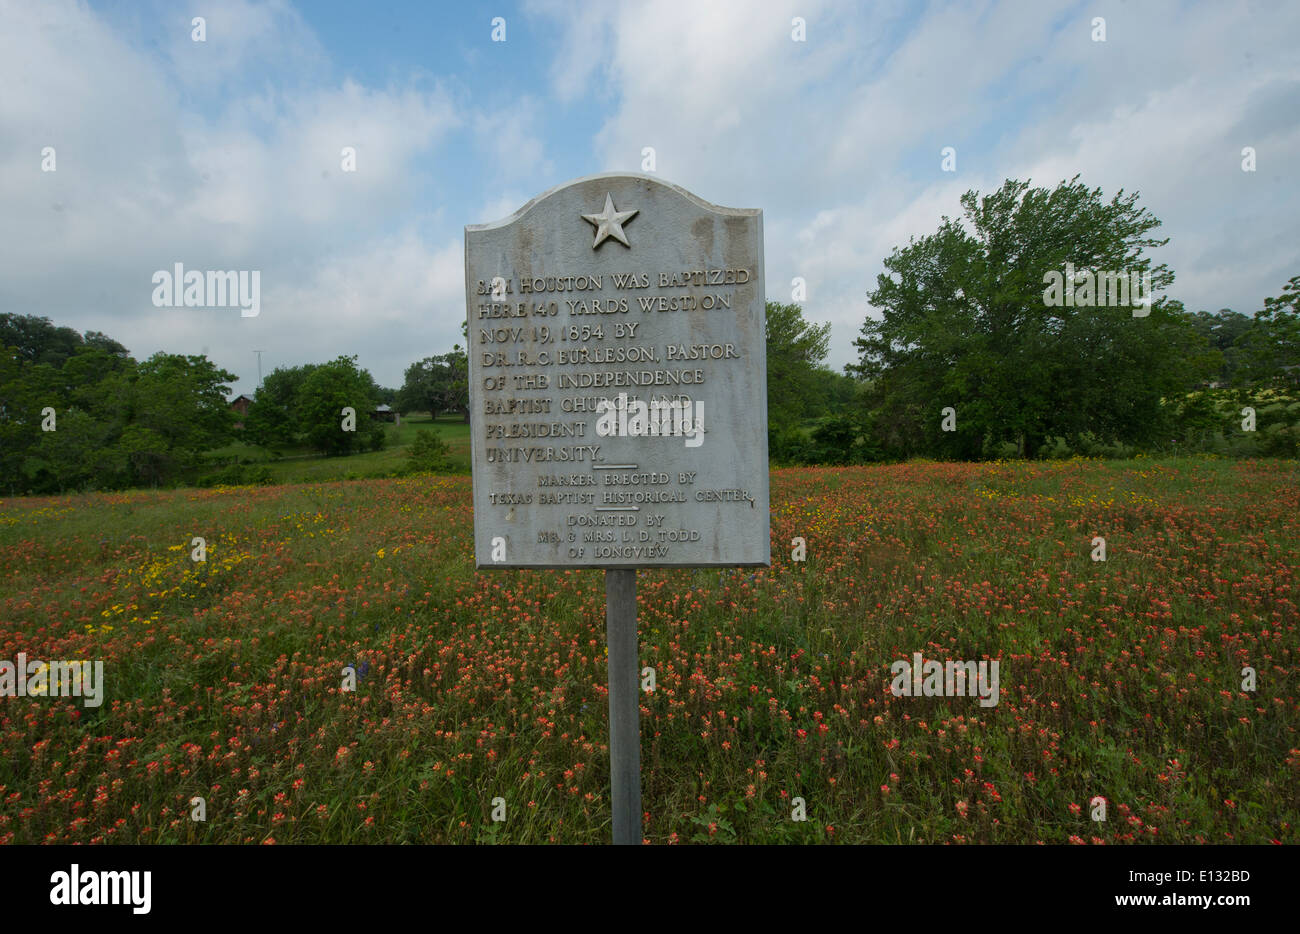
left=581, top=193, right=638, bottom=249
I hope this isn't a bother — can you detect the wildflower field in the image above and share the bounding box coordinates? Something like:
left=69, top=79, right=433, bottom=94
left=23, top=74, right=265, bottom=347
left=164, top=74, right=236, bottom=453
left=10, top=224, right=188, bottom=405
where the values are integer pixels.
left=0, top=457, right=1296, bottom=845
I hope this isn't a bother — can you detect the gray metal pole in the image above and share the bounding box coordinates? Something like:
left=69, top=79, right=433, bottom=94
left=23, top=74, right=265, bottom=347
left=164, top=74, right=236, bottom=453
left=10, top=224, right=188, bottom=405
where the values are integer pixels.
left=605, top=568, right=641, bottom=845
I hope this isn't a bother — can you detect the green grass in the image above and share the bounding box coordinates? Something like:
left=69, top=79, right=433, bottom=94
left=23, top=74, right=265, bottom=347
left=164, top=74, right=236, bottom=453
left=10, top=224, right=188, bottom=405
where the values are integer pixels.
left=205, top=413, right=472, bottom=483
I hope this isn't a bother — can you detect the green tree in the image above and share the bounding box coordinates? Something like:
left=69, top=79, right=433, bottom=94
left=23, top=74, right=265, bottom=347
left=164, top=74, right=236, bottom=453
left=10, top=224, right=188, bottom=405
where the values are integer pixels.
left=126, top=353, right=238, bottom=484
left=30, top=408, right=124, bottom=491
left=82, top=331, right=131, bottom=358
left=396, top=358, right=435, bottom=415
left=2, top=319, right=243, bottom=491
left=808, top=366, right=859, bottom=417
left=398, top=346, right=469, bottom=421
left=1184, top=309, right=1252, bottom=385
left=1, top=346, right=131, bottom=492
left=1237, top=274, right=1300, bottom=393
left=244, top=364, right=317, bottom=450
left=297, top=355, right=385, bottom=455
left=765, top=302, right=832, bottom=428
left=851, top=176, right=1218, bottom=459
left=406, top=428, right=452, bottom=473
left=0, top=314, right=85, bottom=367
left=0, top=347, right=43, bottom=491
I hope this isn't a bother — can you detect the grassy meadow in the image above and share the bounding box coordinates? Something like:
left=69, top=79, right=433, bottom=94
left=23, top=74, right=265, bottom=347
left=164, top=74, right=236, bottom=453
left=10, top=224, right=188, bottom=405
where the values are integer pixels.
left=204, top=413, right=473, bottom=484
left=0, top=457, right=1296, bottom=844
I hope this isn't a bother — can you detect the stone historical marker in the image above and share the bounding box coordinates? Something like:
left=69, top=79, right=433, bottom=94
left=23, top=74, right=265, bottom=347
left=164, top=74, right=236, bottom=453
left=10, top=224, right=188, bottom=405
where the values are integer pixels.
left=465, top=172, right=770, bottom=843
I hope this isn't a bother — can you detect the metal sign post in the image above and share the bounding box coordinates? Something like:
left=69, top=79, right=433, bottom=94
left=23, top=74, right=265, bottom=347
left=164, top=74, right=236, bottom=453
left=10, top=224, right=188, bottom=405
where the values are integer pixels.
left=604, top=568, right=641, bottom=844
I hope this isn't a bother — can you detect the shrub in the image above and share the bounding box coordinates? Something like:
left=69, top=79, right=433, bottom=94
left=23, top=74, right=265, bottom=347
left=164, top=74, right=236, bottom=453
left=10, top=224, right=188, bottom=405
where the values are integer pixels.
left=768, top=424, right=813, bottom=466
left=406, top=428, right=452, bottom=473
left=197, top=463, right=273, bottom=487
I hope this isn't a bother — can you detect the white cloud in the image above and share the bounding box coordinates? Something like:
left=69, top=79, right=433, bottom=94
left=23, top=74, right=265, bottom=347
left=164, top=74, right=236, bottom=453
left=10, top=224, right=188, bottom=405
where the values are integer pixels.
left=160, top=0, right=328, bottom=91
left=473, top=97, right=554, bottom=182
left=477, top=191, right=532, bottom=225
left=532, top=0, right=1300, bottom=371
left=249, top=233, right=466, bottom=379
left=3, top=0, right=1297, bottom=395
left=0, top=0, right=462, bottom=394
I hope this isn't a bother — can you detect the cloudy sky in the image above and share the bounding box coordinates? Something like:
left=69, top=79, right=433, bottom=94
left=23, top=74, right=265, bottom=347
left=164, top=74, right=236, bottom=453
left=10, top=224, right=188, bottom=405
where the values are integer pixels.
left=2, top=0, right=1297, bottom=397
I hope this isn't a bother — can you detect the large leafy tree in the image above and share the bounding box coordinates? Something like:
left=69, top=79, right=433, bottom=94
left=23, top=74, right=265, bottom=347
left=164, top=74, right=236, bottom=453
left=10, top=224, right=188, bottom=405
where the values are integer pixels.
left=297, top=355, right=386, bottom=455
left=128, top=354, right=238, bottom=483
left=1, top=322, right=238, bottom=491
left=244, top=363, right=317, bottom=449
left=0, top=314, right=130, bottom=366
left=765, top=301, right=832, bottom=428
left=395, top=357, right=435, bottom=416
left=247, top=358, right=392, bottom=452
left=1184, top=309, right=1253, bottom=385
left=0, top=346, right=39, bottom=488
left=1237, top=274, right=1300, bottom=393
left=851, top=176, right=1218, bottom=459
left=0, top=314, right=86, bottom=366
left=397, top=346, right=468, bottom=421
left=31, top=408, right=126, bottom=491
left=82, top=331, right=131, bottom=358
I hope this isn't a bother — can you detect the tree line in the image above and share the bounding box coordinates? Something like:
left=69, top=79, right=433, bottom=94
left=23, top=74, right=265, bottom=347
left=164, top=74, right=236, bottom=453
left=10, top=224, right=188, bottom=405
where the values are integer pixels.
left=3, top=176, right=1296, bottom=493
left=0, top=316, right=239, bottom=494
left=775, top=177, right=1298, bottom=464
left=0, top=313, right=468, bottom=493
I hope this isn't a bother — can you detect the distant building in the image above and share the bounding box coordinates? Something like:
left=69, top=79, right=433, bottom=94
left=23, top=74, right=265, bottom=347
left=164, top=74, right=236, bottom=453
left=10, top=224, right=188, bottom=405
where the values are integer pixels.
left=229, top=393, right=255, bottom=429
left=371, top=404, right=400, bottom=425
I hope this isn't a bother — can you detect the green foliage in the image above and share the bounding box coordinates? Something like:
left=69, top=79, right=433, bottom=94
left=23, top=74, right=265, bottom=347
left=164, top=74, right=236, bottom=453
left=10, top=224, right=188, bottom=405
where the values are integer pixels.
left=81, top=330, right=131, bottom=357
left=397, top=346, right=468, bottom=421
left=405, top=428, right=453, bottom=473
left=242, top=357, right=388, bottom=456
left=0, top=346, right=37, bottom=483
left=1236, top=274, right=1300, bottom=395
left=852, top=176, right=1220, bottom=460
left=0, top=313, right=94, bottom=367
left=297, top=356, right=385, bottom=456
left=809, top=416, right=860, bottom=465
left=244, top=364, right=317, bottom=450
left=1164, top=388, right=1299, bottom=458
left=770, top=414, right=882, bottom=466
left=765, top=302, right=832, bottom=428
left=768, top=424, right=814, bottom=466
left=130, top=353, right=239, bottom=480
left=1185, top=308, right=1252, bottom=384
left=0, top=327, right=237, bottom=493
left=30, top=408, right=124, bottom=490
left=764, top=302, right=876, bottom=465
